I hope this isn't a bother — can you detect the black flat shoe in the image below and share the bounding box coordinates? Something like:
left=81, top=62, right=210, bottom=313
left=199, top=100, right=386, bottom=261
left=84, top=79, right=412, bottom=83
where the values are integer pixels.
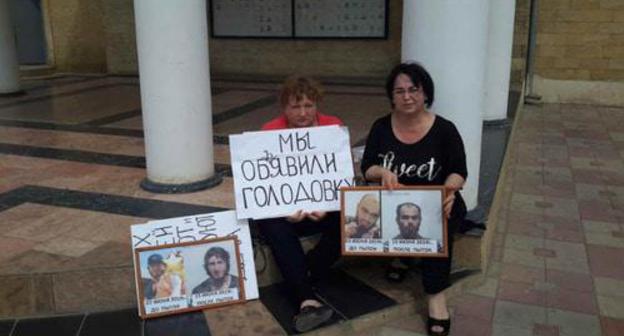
left=292, top=305, right=333, bottom=333
left=427, top=316, right=451, bottom=336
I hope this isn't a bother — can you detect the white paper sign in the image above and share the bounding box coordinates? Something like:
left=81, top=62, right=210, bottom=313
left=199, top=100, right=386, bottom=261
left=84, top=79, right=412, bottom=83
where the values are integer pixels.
left=144, top=296, right=188, bottom=315
left=345, top=238, right=385, bottom=253
left=389, top=239, right=440, bottom=253
left=130, top=211, right=258, bottom=301
left=230, top=125, right=355, bottom=219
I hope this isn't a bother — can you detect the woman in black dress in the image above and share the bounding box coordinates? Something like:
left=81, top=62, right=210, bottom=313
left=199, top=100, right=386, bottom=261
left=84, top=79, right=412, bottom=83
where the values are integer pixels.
left=361, top=62, right=467, bottom=336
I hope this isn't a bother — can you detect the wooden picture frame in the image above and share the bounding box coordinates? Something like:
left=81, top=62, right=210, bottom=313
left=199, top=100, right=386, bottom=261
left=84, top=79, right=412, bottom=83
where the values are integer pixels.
left=134, top=236, right=245, bottom=319
left=340, top=186, right=448, bottom=257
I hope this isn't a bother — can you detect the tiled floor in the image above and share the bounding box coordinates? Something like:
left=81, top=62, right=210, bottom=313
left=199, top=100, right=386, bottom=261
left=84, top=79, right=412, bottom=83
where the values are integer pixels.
left=3, top=75, right=621, bottom=335
left=425, top=103, right=624, bottom=336
left=358, top=103, right=624, bottom=335
left=0, top=75, right=413, bottom=335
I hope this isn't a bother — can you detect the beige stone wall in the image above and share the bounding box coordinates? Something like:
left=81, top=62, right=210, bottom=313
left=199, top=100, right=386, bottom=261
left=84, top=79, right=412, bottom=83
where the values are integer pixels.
left=46, top=0, right=623, bottom=90
left=100, top=0, right=401, bottom=79
left=511, top=0, right=531, bottom=91
left=46, top=0, right=107, bottom=72
left=535, top=0, right=624, bottom=82
left=209, top=1, right=401, bottom=79
left=101, top=0, right=137, bottom=74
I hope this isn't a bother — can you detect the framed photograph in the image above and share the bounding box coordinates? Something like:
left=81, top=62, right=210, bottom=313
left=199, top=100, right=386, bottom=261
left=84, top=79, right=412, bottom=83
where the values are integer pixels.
left=341, top=186, right=448, bottom=257
left=134, top=237, right=245, bottom=319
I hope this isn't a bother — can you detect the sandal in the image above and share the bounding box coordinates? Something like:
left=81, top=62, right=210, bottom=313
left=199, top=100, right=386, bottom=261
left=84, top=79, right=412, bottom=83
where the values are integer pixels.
left=385, top=265, right=408, bottom=283
left=292, top=305, right=333, bottom=333
left=427, top=316, right=451, bottom=336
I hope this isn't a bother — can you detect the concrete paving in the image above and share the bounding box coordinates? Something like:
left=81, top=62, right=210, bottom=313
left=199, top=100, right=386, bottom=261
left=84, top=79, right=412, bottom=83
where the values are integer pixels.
left=0, top=75, right=622, bottom=335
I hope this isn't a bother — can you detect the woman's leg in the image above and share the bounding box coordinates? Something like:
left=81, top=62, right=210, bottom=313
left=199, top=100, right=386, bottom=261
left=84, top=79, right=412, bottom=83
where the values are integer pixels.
left=256, top=217, right=316, bottom=305
left=420, top=215, right=461, bottom=334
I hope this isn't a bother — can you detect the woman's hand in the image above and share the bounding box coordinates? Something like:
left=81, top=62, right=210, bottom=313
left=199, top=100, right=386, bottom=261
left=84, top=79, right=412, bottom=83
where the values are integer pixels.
left=286, top=210, right=306, bottom=223
left=380, top=169, right=402, bottom=189
left=286, top=210, right=327, bottom=223
left=443, top=189, right=456, bottom=219
left=365, top=165, right=402, bottom=189
left=443, top=173, right=465, bottom=218
left=307, top=211, right=326, bottom=222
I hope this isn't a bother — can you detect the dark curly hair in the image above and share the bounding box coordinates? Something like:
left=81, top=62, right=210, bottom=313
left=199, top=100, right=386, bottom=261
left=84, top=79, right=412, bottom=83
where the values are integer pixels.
left=204, top=246, right=230, bottom=275
left=385, top=62, right=434, bottom=109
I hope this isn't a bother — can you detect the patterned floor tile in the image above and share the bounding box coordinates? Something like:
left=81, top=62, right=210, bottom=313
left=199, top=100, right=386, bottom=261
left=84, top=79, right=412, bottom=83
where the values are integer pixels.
left=546, top=287, right=598, bottom=315
left=603, top=171, right=624, bottom=186
left=541, top=197, right=580, bottom=219
left=532, top=323, right=560, bottom=336
left=453, top=294, right=495, bottom=321
left=533, top=248, right=556, bottom=258
left=544, top=240, right=589, bottom=274
left=579, top=200, right=618, bottom=222
left=545, top=227, right=584, bottom=243
left=144, top=311, right=210, bottom=336
left=493, top=301, right=546, bottom=330
left=498, top=280, right=546, bottom=306
left=450, top=315, right=492, bottom=336
left=545, top=269, right=594, bottom=292
left=510, top=193, right=544, bottom=215
left=600, top=316, right=624, bottom=336
left=0, top=319, right=15, bottom=336
left=594, top=278, right=624, bottom=307
left=594, top=277, right=624, bottom=319
left=383, top=314, right=427, bottom=334
left=0, top=237, right=37, bottom=263
left=541, top=214, right=582, bottom=232
left=491, top=323, right=532, bottom=336
left=80, top=308, right=142, bottom=336
left=466, top=277, right=499, bottom=298
left=12, top=315, right=83, bottom=336
left=52, top=267, right=136, bottom=313
left=203, top=300, right=283, bottom=336
left=540, top=182, right=577, bottom=199
left=502, top=248, right=546, bottom=269
left=575, top=184, right=612, bottom=202
left=65, top=241, right=133, bottom=269
left=3, top=79, right=624, bottom=334
left=341, top=260, right=424, bottom=304
left=546, top=309, right=601, bottom=336
left=33, top=236, right=100, bottom=258
left=586, top=245, right=624, bottom=279
left=367, top=326, right=426, bottom=336
left=0, top=250, right=74, bottom=275
left=596, top=296, right=624, bottom=319
left=499, top=263, right=546, bottom=284
left=506, top=211, right=545, bottom=238
left=505, top=234, right=545, bottom=251
left=585, top=231, right=624, bottom=248
left=572, top=169, right=607, bottom=185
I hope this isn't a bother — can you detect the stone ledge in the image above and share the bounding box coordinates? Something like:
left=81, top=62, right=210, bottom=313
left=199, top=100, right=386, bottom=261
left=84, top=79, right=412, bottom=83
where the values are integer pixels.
left=534, top=75, right=624, bottom=107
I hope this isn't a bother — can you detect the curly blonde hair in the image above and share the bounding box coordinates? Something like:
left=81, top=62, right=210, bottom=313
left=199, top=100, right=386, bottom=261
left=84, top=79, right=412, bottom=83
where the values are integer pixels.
left=279, top=75, right=324, bottom=108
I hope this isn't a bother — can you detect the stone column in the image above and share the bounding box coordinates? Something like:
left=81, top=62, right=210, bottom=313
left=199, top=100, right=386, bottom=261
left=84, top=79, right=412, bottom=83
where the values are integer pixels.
left=0, top=0, right=22, bottom=95
left=402, top=0, right=489, bottom=209
left=484, top=0, right=516, bottom=121
left=134, top=0, right=221, bottom=192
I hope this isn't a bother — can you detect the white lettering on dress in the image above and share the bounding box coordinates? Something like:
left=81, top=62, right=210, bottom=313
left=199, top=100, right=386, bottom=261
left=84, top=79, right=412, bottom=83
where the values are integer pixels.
left=379, top=152, right=441, bottom=181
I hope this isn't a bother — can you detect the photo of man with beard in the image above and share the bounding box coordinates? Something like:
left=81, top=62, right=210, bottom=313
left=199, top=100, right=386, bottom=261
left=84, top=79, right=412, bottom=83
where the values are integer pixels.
left=345, top=193, right=381, bottom=239
left=192, top=246, right=239, bottom=294
left=393, top=202, right=424, bottom=240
